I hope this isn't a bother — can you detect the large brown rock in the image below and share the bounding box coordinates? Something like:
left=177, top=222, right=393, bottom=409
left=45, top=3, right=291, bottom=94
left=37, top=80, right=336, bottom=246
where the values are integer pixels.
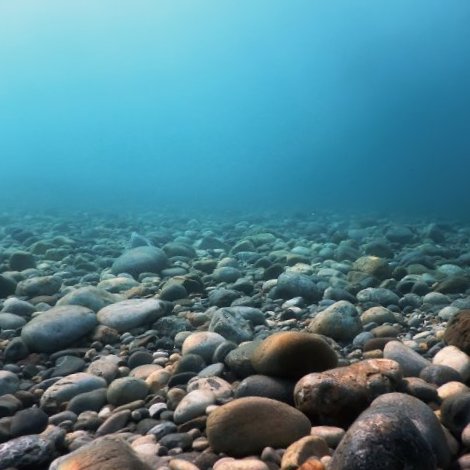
left=444, top=310, right=470, bottom=354
left=251, top=332, right=338, bottom=380
left=206, top=397, right=311, bottom=457
left=49, top=435, right=151, bottom=470
left=294, top=359, right=402, bottom=427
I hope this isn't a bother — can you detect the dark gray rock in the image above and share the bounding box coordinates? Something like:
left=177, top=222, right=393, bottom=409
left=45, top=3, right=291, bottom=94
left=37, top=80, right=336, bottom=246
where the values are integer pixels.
left=57, top=286, right=120, bottom=312
left=209, top=307, right=253, bottom=343
left=51, top=355, right=86, bottom=377
left=111, top=246, right=168, bottom=278
left=67, top=388, right=108, bottom=414
left=273, top=272, right=321, bottom=302
left=0, top=435, right=54, bottom=470
left=235, top=374, right=295, bottom=405
left=9, top=252, right=36, bottom=271
left=16, top=275, right=62, bottom=298
left=3, top=338, right=29, bottom=363
left=0, top=275, right=17, bottom=298
left=10, top=407, right=48, bottom=437
left=207, top=288, right=241, bottom=307
left=330, top=411, right=436, bottom=470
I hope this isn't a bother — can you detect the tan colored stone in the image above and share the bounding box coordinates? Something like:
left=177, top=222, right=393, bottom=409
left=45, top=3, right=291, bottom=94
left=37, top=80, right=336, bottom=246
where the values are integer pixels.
left=49, top=436, right=151, bottom=470
left=251, top=331, right=337, bottom=380
left=207, top=397, right=311, bottom=457
left=281, top=435, right=330, bottom=470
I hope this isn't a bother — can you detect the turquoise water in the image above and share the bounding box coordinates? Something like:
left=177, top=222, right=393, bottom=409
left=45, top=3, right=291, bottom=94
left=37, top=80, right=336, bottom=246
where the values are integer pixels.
left=1, top=1, right=469, bottom=216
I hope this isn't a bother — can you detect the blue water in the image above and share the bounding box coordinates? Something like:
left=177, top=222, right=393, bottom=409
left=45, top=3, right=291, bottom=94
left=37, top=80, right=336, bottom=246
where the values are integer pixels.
left=1, top=1, right=469, bottom=217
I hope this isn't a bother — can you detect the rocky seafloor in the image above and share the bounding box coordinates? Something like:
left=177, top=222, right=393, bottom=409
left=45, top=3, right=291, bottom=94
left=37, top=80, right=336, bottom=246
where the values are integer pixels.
left=1, top=210, right=470, bottom=469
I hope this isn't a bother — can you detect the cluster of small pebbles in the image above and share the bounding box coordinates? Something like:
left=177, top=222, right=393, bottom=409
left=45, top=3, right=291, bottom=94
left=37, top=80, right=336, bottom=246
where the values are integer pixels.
left=0, top=210, right=470, bottom=469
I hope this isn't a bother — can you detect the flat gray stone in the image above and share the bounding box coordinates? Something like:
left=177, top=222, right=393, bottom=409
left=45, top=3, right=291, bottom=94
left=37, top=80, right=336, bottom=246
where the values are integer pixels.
left=21, top=305, right=97, bottom=353
left=97, top=298, right=166, bottom=333
left=40, top=373, right=107, bottom=409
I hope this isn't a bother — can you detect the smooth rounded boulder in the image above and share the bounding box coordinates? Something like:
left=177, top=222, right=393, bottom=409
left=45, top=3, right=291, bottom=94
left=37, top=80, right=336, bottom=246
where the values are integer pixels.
left=182, top=332, right=226, bottom=362
left=206, top=397, right=311, bottom=457
left=329, top=410, right=436, bottom=470
left=40, top=373, right=107, bottom=409
left=251, top=331, right=338, bottom=380
left=111, top=246, right=168, bottom=278
left=21, top=305, right=97, bottom=353
left=368, top=393, right=451, bottom=468
left=97, top=298, right=166, bottom=333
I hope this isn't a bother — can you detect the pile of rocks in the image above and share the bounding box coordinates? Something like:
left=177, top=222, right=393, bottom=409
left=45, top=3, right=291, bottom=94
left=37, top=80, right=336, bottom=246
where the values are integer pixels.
left=0, top=211, right=469, bottom=469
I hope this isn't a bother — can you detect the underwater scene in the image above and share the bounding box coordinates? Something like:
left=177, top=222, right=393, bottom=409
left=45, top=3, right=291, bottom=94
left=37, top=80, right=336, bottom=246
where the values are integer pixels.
left=1, top=1, right=470, bottom=469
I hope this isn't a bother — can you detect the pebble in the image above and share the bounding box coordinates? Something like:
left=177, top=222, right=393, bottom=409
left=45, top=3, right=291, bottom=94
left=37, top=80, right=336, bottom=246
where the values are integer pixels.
left=173, top=390, right=216, bottom=424
left=432, top=345, right=470, bottom=381
left=273, top=272, right=321, bottom=302
left=187, top=376, right=233, bottom=400
left=360, top=306, right=397, bottom=325
left=107, top=377, right=149, bottom=406
left=281, top=435, right=330, bottom=469
left=310, top=426, right=345, bottom=448
left=0, top=371, right=19, bottom=397
left=383, top=340, right=431, bottom=377
left=308, top=300, right=362, bottom=341
left=438, top=381, right=470, bottom=401
left=181, top=332, right=226, bottom=362
left=209, top=308, right=254, bottom=343
left=234, top=374, right=295, bottom=404
left=95, top=409, right=131, bottom=436
left=213, top=457, right=270, bottom=470
left=10, top=407, right=49, bottom=437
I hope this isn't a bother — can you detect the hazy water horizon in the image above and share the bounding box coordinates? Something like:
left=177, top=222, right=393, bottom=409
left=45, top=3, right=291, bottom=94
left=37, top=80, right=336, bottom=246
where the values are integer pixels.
left=1, top=1, right=469, bottom=219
